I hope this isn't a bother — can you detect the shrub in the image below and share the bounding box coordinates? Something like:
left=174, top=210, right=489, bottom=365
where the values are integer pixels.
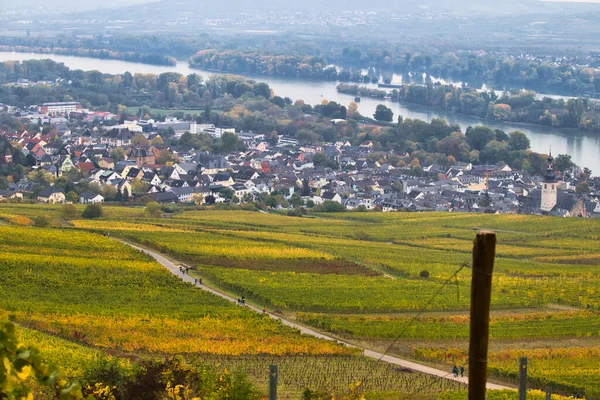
left=145, top=201, right=162, bottom=216
left=419, top=270, right=430, bottom=278
left=313, top=201, right=346, bottom=213
left=287, top=209, right=303, bottom=217
left=82, top=204, right=104, bottom=219
left=81, top=357, right=260, bottom=400
left=62, top=204, right=80, bottom=220
left=33, top=215, right=51, bottom=227
left=0, top=319, right=84, bottom=399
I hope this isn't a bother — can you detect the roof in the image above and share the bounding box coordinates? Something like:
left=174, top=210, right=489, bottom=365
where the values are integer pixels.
left=0, top=189, right=19, bottom=197
left=176, top=162, right=198, bottom=173
left=104, top=129, right=136, bottom=139
left=214, top=172, right=232, bottom=181
left=126, top=168, right=142, bottom=178
left=196, top=153, right=229, bottom=169
left=42, top=102, right=81, bottom=107
left=321, top=192, right=339, bottom=200
left=38, top=187, right=65, bottom=197
left=408, top=190, right=423, bottom=199
left=152, top=191, right=179, bottom=203
left=143, top=171, right=158, bottom=181
left=129, top=147, right=155, bottom=158
left=76, top=162, right=95, bottom=173
left=80, top=192, right=103, bottom=200
left=234, top=168, right=259, bottom=181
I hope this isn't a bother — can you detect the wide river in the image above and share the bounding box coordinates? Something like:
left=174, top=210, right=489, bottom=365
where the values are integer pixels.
left=1, top=51, right=599, bottom=171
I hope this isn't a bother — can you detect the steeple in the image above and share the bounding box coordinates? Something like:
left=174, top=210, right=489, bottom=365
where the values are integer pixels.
left=544, top=147, right=555, bottom=183
left=540, top=147, right=559, bottom=212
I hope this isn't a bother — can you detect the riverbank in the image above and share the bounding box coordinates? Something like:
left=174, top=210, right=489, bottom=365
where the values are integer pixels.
left=338, top=83, right=600, bottom=133
left=0, top=46, right=176, bottom=66
left=1, top=51, right=600, bottom=171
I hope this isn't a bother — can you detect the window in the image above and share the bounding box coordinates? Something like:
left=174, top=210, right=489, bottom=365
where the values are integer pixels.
left=544, top=184, right=547, bottom=189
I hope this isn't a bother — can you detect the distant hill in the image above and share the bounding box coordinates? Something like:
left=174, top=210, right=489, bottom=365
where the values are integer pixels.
left=6, top=0, right=600, bottom=15
left=117, top=0, right=550, bottom=15
left=2, top=0, right=156, bottom=11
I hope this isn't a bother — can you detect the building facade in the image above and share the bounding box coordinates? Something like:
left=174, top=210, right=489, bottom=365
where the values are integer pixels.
left=40, top=102, right=82, bottom=114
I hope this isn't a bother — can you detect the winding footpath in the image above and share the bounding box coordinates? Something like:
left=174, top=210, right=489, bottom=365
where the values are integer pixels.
left=124, top=241, right=511, bottom=391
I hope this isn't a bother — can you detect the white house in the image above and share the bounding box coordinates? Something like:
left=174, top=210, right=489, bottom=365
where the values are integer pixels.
left=80, top=192, right=104, bottom=204
left=321, top=192, right=343, bottom=204
left=231, top=184, right=250, bottom=199
left=37, top=188, right=66, bottom=204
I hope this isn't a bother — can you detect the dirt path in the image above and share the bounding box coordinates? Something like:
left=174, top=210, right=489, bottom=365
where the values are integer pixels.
left=123, top=241, right=511, bottom=390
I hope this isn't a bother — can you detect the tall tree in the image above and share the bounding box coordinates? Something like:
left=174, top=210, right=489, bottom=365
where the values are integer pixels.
left=554, top=154, right=574, bottom=172
left=374, top=104, right=394, bottom=122
left=466, top=126, right=496, bottom=151
left=508, top=131, right=530, bottom=151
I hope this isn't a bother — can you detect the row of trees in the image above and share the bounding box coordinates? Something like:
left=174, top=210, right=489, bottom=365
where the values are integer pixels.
left=338, top=48, right=600, bottom=97
left=0, top=45, right=176, bottom=66
left=338, top=82, right=600, bottom=131
left=0, top=60, right=274, bottom=111
left=337, top=84, right=387, bottom=99
left=4, top=32, right=599, bottom=96
left=190, top=48, right=600, bottom=97
left=391, top=84, right=600, bottom=131
left=189, top=50, right=358, bottom=81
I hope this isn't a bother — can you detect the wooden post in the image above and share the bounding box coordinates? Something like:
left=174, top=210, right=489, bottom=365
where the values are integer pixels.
left=519, top=357, right=528, bottom=400
left=545, top=386, right=552, bottom=400
left=468, top=231, right=496, bottom=400
left=269, top=364, right=278, bottom=400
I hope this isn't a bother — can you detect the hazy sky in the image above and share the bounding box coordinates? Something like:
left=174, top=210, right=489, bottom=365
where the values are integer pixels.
left=3, top=0, right=600, bottom=12
left=542, top=0, right=600, bottom=2
left=1, top=0, right=156, bottom=9
left=7, top=0, right=600, bottom=7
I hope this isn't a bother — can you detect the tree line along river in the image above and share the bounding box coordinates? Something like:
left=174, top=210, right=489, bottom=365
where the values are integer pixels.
left=1, top=51, right=599, bottom=172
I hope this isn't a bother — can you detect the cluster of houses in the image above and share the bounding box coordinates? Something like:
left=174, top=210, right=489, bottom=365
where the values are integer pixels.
left=0, top=105, right=598, bottom=217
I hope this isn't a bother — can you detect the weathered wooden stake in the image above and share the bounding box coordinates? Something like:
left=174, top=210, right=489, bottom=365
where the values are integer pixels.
left=519, top=357, right=528, bottom=400
left=468, top=231, right=496, bottom=400
left=269, top=364, right=278, bottom=400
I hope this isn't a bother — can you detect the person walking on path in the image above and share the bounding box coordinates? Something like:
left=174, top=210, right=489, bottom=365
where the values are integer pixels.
left=452, top=365, right=458, bottom=377
left=460, top=366, right=465, bottom=377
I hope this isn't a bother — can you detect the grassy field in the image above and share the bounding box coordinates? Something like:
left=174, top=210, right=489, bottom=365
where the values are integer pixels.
left=1, top=203, right=599, bottom=397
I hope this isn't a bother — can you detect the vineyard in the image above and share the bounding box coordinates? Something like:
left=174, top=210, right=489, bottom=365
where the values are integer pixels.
left=186, top=355, right=467, bottom=399
left=0, top=217, right=466, bottom=398
left=1, top=204, right=600, bottom=397
left=296, top=310, right=600, bottom=340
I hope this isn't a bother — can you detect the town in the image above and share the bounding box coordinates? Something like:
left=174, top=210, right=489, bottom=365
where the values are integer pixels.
left=0, top=100, right=598, bottom=218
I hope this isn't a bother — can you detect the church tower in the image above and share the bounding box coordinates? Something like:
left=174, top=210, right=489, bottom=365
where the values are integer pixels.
left=540, top=150, right=558, bottom=212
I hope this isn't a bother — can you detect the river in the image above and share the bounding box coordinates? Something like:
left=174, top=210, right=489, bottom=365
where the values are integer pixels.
left=1, top=51, right=599, bottom=171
